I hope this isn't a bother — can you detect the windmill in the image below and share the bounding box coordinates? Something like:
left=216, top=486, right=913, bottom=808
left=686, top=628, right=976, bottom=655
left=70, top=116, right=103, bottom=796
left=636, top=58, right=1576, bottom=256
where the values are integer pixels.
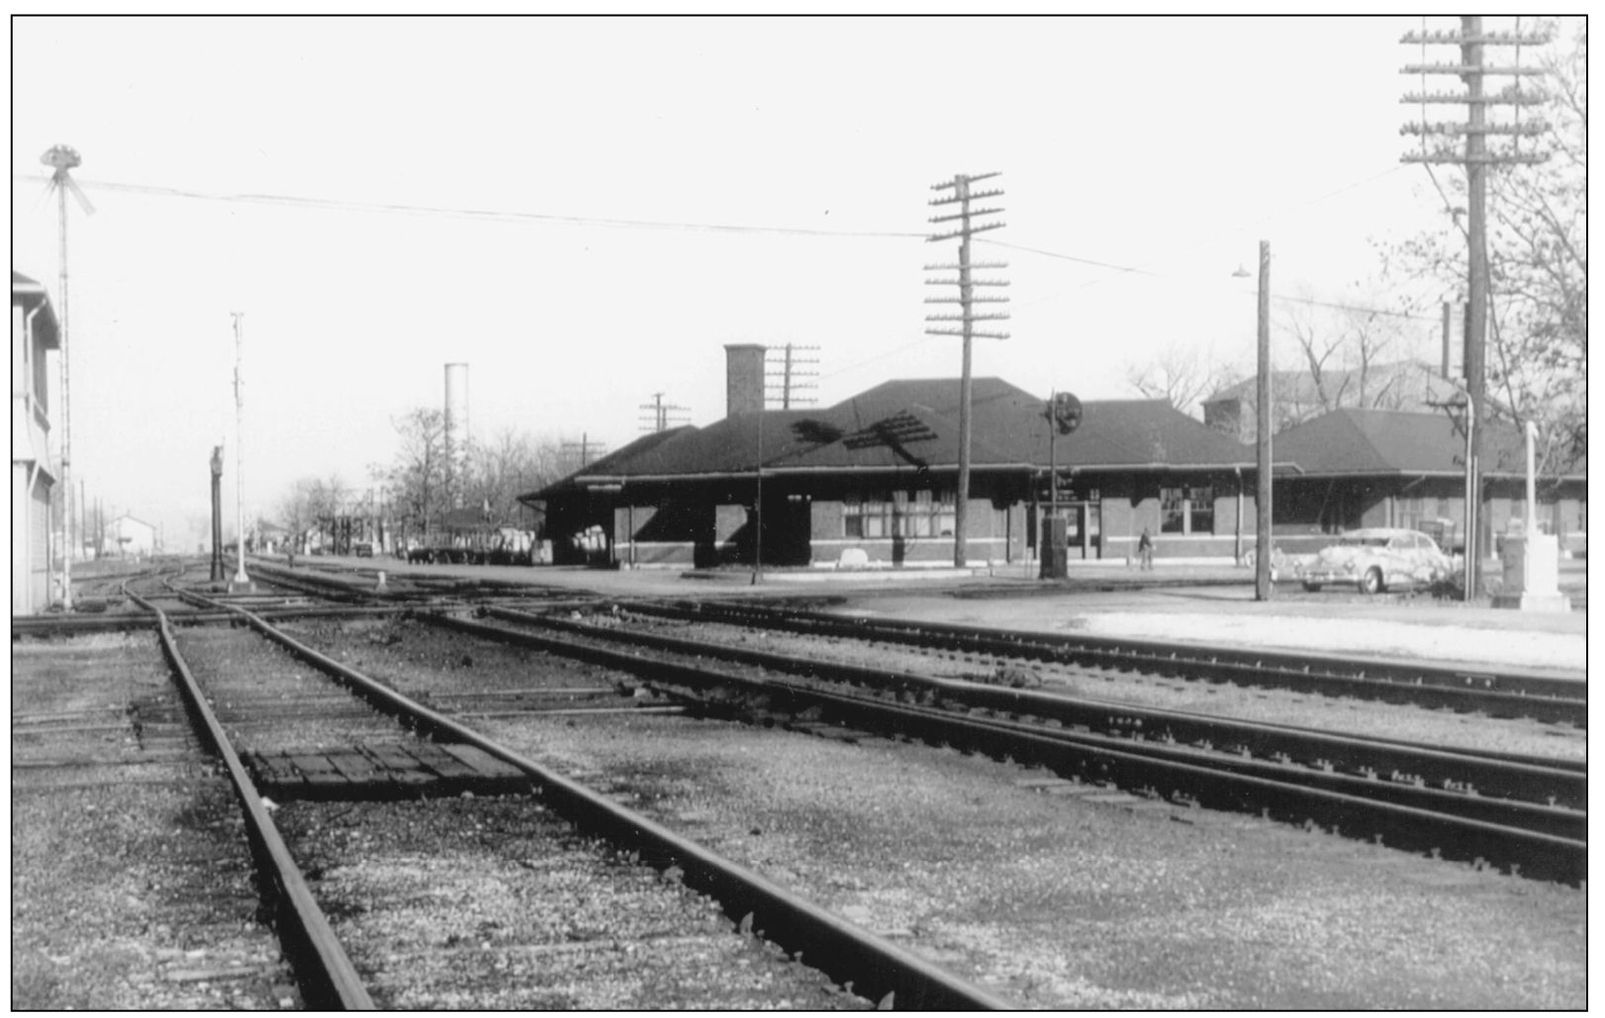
left=42, top=144, right=93, bottom=611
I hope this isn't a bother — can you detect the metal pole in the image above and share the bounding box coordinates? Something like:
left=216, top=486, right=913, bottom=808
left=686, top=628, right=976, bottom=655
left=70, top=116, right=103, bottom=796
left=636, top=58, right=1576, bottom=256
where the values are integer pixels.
left=57, top=171, right=73, bottom=610
left=954, top=177, right=974, bottom=569
left=1255, top=240, right=1273, bottom=601
left=231, top=313, right=251, bottom=587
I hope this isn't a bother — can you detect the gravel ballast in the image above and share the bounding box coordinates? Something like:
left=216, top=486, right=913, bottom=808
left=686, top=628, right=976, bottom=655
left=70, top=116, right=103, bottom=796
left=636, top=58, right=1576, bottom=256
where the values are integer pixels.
left=11, top=635, right=300, bottom=1010
left=281, top=616, right=1584, bottom=1009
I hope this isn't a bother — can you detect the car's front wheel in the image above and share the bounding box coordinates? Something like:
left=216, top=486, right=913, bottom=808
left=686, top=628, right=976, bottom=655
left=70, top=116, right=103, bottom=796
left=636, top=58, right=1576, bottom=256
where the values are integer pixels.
left=1358, top=566, right=1384, bottom=595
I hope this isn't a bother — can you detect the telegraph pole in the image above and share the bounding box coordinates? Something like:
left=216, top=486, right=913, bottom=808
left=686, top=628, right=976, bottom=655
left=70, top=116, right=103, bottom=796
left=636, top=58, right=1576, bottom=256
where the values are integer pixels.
left=764, top=343, right=820, bottom=409
left=926, top=172, right=1009, bottom=568
left=1402, top=16, right=1549, bottom=596
left=1254, top=241, right=1273, bottom=602
left=562, top=433, right=607, bottom=470
left=638, top=393, right=691, bottom=433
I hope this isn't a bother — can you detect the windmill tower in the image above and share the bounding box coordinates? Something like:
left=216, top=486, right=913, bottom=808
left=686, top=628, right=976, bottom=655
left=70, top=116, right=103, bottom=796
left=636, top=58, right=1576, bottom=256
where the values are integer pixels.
left=41, top=144, right=93, bottom=610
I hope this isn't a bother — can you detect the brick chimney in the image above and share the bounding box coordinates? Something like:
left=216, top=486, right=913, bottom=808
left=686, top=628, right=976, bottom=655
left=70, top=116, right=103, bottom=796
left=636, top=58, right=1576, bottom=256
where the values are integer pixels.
left=724, top=343, right=766, bottom=416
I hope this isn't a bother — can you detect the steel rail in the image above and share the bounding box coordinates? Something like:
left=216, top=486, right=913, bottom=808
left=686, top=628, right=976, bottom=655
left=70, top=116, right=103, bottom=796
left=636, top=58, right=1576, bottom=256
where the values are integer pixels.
left=429, top=611, right=1584, bottom=885
left=626, top=599, right=1587, bottom=726
left=124, top=591, right=375, bottom=1009
left=483, top=606, right=1585, bottom=811
left=181, top=593, right=1011, bottom=1010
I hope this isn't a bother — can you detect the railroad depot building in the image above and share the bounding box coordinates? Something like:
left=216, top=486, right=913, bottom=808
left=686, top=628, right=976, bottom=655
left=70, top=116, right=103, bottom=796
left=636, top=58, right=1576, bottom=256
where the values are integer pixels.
left=11, top=271, right=61, bottom=614
left=525, top=345, right=1264, bottom=568
left=526, top=346, right=1586, bottom=571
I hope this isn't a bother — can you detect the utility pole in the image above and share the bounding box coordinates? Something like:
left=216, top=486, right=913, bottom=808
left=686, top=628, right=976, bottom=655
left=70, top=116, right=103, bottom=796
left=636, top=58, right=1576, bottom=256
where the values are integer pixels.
left=926, top=172, right=1009, bottom=568
left=1402, top=16, right=1549, bottom=597
left=1254, top=241, right=1273, bottom=602
left=638, top=392, right=691, bottom=433
left=764, top=343, right=820, bottom=409
left=562, top=433, right=607, bottom=471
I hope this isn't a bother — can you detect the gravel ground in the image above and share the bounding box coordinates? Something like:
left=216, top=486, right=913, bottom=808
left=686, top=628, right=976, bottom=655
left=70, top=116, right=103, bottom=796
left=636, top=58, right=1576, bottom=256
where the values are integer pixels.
left=603, top=610, right=1585, bottom=762
left=273, top=798, right=868, bottom=1009
left=11, top=634, right=301, bottom=1010
left=279, top=616, right=1586, bottom=1009
left=487, top=711, right=1586, bottom=1009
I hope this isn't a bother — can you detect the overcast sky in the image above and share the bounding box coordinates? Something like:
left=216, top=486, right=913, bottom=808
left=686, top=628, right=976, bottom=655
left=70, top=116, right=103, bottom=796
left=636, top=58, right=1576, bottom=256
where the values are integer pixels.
left=12, top=12, right=1555, bottom=549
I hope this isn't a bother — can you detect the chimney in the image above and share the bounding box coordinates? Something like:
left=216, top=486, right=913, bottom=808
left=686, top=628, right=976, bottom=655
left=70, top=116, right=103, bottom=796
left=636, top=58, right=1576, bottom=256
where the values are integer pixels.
left=724, top=343, right=766, bottom=416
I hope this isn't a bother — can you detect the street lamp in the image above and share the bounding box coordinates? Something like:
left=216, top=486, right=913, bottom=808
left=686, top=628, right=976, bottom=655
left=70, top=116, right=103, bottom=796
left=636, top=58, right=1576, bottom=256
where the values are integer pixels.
left=229, top=312, right=253, bottom=592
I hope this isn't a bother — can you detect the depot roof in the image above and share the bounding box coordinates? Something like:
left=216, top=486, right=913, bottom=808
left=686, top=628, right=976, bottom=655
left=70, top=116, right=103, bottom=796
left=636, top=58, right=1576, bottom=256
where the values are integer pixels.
left=526, top=377, right=1259, bottom=500
left=1273, top=407, right=1585, bottom=480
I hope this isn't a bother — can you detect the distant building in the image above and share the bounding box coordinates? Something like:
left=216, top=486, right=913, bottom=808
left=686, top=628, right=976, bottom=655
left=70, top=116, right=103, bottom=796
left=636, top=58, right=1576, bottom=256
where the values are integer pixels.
left=1203, top=360, right=1463, bottom=442
left=104, top=514, right=158, bottom=558
left=1272, top=407, right=1586, bottom=557
left=11, top=271, right=61, bottom=614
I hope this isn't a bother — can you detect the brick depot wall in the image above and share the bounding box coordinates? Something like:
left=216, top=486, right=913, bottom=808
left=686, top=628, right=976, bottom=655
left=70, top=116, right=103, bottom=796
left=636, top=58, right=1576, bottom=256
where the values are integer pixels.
left=808, top=497, right=1009, bottom=567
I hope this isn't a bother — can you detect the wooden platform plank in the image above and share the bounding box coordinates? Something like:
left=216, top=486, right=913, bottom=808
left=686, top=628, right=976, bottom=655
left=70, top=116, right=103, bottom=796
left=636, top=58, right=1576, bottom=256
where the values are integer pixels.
left=436, top=743, right=525, bottom=779
left=281, top=752, right=354, bottom=798
left=325, top=750, right=385, bottom=785
left=406, top=742, right=482, bottom=780
left=358, top=744, right=434, bottom=789
left=248, top=752, right=311, bottom=795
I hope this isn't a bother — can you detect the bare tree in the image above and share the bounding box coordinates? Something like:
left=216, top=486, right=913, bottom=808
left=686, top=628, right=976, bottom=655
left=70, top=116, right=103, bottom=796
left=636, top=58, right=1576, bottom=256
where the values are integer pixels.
left=464, top=428, right=568, bottom=528
left=1385, top=18, right=1586, bottom=475
left=381, top=408, right=451, bottom=542
left=1125, top=340, right=1239, bottom=418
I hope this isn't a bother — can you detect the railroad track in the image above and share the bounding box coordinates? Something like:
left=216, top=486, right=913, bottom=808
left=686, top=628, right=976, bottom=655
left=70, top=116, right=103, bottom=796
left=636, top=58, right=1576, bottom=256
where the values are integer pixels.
left=618, top=598, right=1587, bottom=727
left=116, top=585, right=1009, bottom=1008
left=444, top=603, right=1585, bottom=885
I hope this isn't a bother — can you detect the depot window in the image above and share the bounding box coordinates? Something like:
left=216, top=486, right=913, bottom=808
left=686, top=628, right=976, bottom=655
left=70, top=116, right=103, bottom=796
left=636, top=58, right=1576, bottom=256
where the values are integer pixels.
left=843, top=489, right=956, bottom=539
left=1159, top=484, right=1215, bottom=534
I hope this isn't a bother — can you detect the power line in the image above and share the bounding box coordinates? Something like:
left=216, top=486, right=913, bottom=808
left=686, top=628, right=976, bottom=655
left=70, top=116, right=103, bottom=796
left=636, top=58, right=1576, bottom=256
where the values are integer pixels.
left=11, top=173, right=926, bottom=240
left=15, top=168, right=1436, bottom=322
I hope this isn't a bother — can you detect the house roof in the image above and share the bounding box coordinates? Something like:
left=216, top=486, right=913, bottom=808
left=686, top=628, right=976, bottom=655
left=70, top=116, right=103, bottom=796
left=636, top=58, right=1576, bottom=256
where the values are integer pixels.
left=525, top=376, right=1258, bottom=501
left=1203, top=359, right=1460, bottom=411
left=11, top=271, right=60, bottom=348
left=1274, top=407, right=1585, bottom=480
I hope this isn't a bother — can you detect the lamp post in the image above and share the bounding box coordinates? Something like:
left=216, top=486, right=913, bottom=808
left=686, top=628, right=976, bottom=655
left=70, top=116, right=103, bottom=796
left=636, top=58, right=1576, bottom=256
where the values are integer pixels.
left=229, top=312, right=252, bottom=591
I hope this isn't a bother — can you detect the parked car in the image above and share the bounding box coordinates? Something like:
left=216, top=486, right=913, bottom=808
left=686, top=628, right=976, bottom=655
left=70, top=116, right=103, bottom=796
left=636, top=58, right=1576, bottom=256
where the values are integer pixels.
left=1294, top=527, right=1451, bottom=594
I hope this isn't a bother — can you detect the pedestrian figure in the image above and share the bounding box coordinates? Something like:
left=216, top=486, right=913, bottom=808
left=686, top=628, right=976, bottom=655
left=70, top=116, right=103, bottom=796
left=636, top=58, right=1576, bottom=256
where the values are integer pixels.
left=1138, top=527, right=1154, bottom=571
